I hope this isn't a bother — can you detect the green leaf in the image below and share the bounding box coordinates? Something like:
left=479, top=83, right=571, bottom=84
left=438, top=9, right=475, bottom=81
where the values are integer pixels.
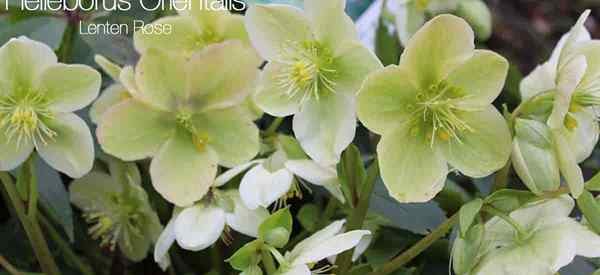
left=375, top=13, right=401, bottom=66
left=453, top=224, right=484, bottom=275
left=258, top=208, right=292, bottom=248
left=458, top=198, right=482, bottom=237
left=349, top=264, right=373, bottom=275
left=227, top=240, right=263, bottom=271
left=297, top=203, right=320, bottom=232
left=483, top=189, right=535, bottom=213
left=36, top=158, right=74, bottom=241
left=79, top=23, right=139, bottom=66
left=241, top=265, right=263, bottom=275
left=0, top=16, right=66, bottom=50
left=586, top=170, right=600, bottom=191
left=577, top=190, right=600, bottom=234
left=338, top=145, right=367, bottom=207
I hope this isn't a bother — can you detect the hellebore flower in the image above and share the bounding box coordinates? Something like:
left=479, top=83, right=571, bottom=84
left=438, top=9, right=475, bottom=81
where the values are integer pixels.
left=97, top=41, right=260, bottom=207
left=70, top=160, right=162, bottom=261
left=245, top=0, right=382, bottom=165
left=515, top=10, right=600, bottom=198
left=90, top=55, right=131, bottom=125
left=153, top=189, right=269, bottom=270
left=269, top=220, right=371, bottom=275
left=0, top=37, right=101, bottom=178
left=357, top=15, right=511, bottom=202
left=457, top=196, right=600, bottom=275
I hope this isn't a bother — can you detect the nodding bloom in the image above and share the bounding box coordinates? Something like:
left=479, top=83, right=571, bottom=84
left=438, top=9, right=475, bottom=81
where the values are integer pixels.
left=245, top=0, right=382, bottom=166
left=357, top=15, right=511, bottom=202
left=0, top=37, right=100, bottom=178
left=69, top=160, right=162, bottom=261
left=97, top=41, right=261, bottom=207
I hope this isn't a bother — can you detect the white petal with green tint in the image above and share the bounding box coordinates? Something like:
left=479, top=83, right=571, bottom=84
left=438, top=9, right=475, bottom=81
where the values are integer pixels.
left=239, top=164, right=293, bottom=209
left=0, top=127, right=34, bottom=171
left=357, top=65, right=421, bottom=135
left=253, top=62, right=304, bottom=117
left=332, top=41, right=383, bottom=95
left=552, top=129, right=584, bottom=198
left=558, top=10, right=591, bottom=69
left=565, top=111, right=599, bottom=162
left=192, top=107, right=259, bottom=168
left=187, top=41, right=260, bottom=112
left=154, top=217, right=175, bottom=270
left=225, top=191, right=269, bottom=237
left=134, top=49, right=187, bottom=112
left=303, top=0, right=357, bottom=50
left=377, top=124, right=448, bottom=203
left=36, top=113, right=93, bottom=178
left=0, top=36, right=57, bottom=93
left=520, top=62, right=556, bottom=100
left=174, top=205, right=225, bottom=251
left=548, top=55, right=587, bottom=129
left=573, top=41, right=600, bottom=95
left=440, top=106, right=511, bottom=178
left=221, top=14, right=252, bottom=45
left=95, top=55, right=122, bottom=81
left=69, top=172, right=121, bottom=211
left=285, top=160, right=345, bottom=203
left=399, top=15, right=474, bottom=89
left=37, top=64, right=101, bottom=113
left=98, top=100, right=175, bottom=161
left=293, top=93, right=356, bottom=165
left=291, top=230, right=371, bottom=265
left=245, top=4, right=313, bottom=61
left=150, top=130, right=218, bottom=207
left=447, top=50, right=509, bottom=108
left=90, top=84, right=130, bottom=124
left=133, top=16, right=199, bottom=55
left=395, top=2, right=425, bottom=46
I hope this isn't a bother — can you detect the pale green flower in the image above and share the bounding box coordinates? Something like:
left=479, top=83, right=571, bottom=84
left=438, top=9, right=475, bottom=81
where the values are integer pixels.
left=458, top=196, right=600, bottom=275
left=0, top=37, right=101, bottom=178
left=97, top=41, right=260, bottom=207
left=245, top=0, right=382, bottom=165
left=89, top=55, right=131, bottom=125
left=358, top=15, right=511, bottom=202
left=70, top=159, right=162, bottom=261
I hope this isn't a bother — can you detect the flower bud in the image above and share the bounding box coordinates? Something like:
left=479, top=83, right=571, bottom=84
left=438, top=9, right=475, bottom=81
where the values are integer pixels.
left=456, top=0, right=492, bottom=41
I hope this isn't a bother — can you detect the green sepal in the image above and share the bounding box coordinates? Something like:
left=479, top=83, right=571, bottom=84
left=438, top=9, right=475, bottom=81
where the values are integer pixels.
left=337, top=145, right=366, bottom=207
left=577, top=190, right=600, bottom=234
left=278, top=135, right=307, bottom=160
left=484, top=189, right=535, bottom=213
left=458, top=198, right=483, bottom=237
left=227, top=240, right=264, bottom=271
left=258, top=208, right=292, bottom=248
left=586, top=171, right=600, bottom=191
left=453, top=223, right=485, bottom=275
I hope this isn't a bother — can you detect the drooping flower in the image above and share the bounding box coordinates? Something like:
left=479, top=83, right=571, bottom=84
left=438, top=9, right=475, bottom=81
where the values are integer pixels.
left=70, top=159, right=162, bottom=261
left=456, top=196, right=600, bottom=275
left=268, top=220, right=371, bottom=275
left=153, top=189, right=269, bottom=270
left=97, top=41, right=260, bottom=207
left=245, top=0, right=383, bottom=165
left=357, top=15, right=511, bottom=202
left=0, top=37, right=100, bottom=178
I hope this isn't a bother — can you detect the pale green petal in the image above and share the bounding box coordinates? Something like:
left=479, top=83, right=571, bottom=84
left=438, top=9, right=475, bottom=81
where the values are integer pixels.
left=224, top=190, right=269, bottom=237
left=192, top=107, right=259, bottom=168
left=572, top=41, right=600, bottom=94
left=284, top=160, right=345, bottom=203
left=239, top=164, right=293, bottom=209
left=245, top=4, right=313, bottom=61
left=253, top=62, right=303, bottom=117
left=292, top=230, right=371, bottom=265
left=154, top=217, right=175, bottom=271
left=520, top=62, right=556, bottom=100
left=303, top=0, right=358, bottom=49
left=187, top=41, right=260, bottom=112
left=0, top=127, right=34, bottom=171
left=98, top=100, right=175, bottom=161
left=90, top=84, right=130, bottom=124
left=570, top=220, right=600, bottom=257
left=214, top=160, right=262, bottom=187
left=565, top=110, right=599, bottom=162
left=150, top=130, right=218, bottom=207
left=174, top=205, right=225, bottom=250
left=37, top=113, right=93, bottom=178
left=357, top=65, right=420, bottom=135
left=377, top=124, right=448, bottom=203
left=69, top=172, right=121, bottom=211
left=221, top=14, right=252, bottom=45
left=548, top=55, right=587, bottom=129
left=0, top=37, right=57, bottom=93
left=293, top=93, right=356, bottom=165
left=441, top=106, right=511, bottom=178
left=134, top=49, right=187, bottom=111
left=37, top=64, right=101, bottom=113
left=94, top=55, right=122, bottom=81
left=395, top=3, right=425, bottom=46
left=186, top=0, right=226, bottom=31
left=399, top=15, right=474, bottom=89
left=510, top=195, right=574, bottom=228
left=133, top=16, right=199, bottom=55
left=447, top=50, right=509, bottom=108
left=552, top=129, right=585, bottom=198
left=331, top=41, right=383, bottom=95
left=290, top=220, right=345, bottom=258
left=558, top=10, right=591, bottom=69
left=120, top=66, right=139, bottom=94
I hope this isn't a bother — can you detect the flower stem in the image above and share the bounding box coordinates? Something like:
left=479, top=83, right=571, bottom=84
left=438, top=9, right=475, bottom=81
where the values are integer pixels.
left=0, top=172, right=61, bottom=275
left=0, top=254, right=23, bottom=275
left=366, top=213, right=459, bottom=275
left=264, top=117, right=284, bottom=136
left=261, top=248, right=277, bottom=275
left=482, top=206, right=529, bottom=240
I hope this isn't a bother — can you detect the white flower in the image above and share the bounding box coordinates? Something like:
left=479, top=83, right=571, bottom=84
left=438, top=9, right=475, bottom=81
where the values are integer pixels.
left=272, top=220, right=371, bottom=275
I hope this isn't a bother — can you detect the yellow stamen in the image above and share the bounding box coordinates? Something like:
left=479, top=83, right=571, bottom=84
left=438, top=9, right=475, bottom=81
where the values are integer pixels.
left=564, top=114, right=578, bottom=130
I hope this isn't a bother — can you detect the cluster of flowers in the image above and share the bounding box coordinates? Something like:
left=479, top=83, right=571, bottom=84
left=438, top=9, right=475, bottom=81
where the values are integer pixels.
left=2, top=0, right=600, bottom=273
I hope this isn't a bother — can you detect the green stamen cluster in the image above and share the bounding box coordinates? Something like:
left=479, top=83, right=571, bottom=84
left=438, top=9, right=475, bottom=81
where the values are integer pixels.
left=0, top=90, right=55, bottom=147
left=176, top=111, right=210, bottom=152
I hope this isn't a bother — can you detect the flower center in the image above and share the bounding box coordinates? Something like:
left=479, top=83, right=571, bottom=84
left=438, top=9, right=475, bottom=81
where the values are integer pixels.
left=176, top=111, right=210, bottom=152
left=276, top=40, right=337, bottom=104
left=407, top=80, right=473, bottom=146
left=187, top=29, right=222, bottom=53
left=0, top=91, right=56, bottom=147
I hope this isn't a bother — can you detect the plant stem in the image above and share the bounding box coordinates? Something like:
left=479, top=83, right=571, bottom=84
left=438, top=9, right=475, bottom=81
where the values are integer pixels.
left=366, top=213, right=459, bottom=275
left=38, top=214, right=95, bottom=275
left=58, top=17, right=77, bottom=63
left=264, top=117, right=284, bottom=136
left=24, top=156, right=38, bottom=220
left=482, top=206, right=528, bottom=239
left=0, top=172, right=61, bottom=275
left=210, top=243, right=224, bottom=274
left=335, top=161, right=379, bottom=273
left=261, top=248, right=277, bottom=275
left=0, top=254, right=23, bottom=275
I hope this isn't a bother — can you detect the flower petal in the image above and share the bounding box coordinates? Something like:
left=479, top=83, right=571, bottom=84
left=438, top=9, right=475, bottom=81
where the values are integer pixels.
left=447, top=50, right=509, bottom=108
left=245, top=4, right=313, bottom=61
left=552, top=129, right=585, bottom=198
left=154, top=216, right=176, bottom=271
left=377, top=124, right=448, bottom=202
left=90, top=84, right=130, bottom=124
left=0, top=36, right=57, bottom=93
left=174, top=205, right=225, bottom=251
left=290, top=220, right=345, bottom=258
left=570, top=220, right=600, bottom=258
left=239, top=164, right=293, bottom=209
left=293, top=93, right=356, bottom=165
left=150, top=130, right=218, bottom=207
left=98, top=100, right=175, bottom=161
left=565, top=110, right=599, bottom=162
left=292, top=230, right=371, bottom=265
left=395, top=3, right=425, bottom=46
left=69, top=172, right=120, bottom=211
left=253, top=62, right=304, bottom=117
left=37, top=113, right=93, bottom=178
left=284, top=160, right=345, bottom=203
left=520, top=62, right=556, bottom=100
left=225, top=190, right=269, bottom=237
left=557, top=10, right=591, bottom=69
left=215, top=160, right=263, bottom=187
left=572, top=41, right=600, bottom=94
left=399, top=15, right=474, bottom=89
left=303, top=0, right=357, bottom=49
left=133, top=16, right=198, bottom=55
left=548, top=55, right=587, bottom=129
left=357, top=65, right=420, bottom=135
left=0, top=127, right=34, bottom=171
left=331, top=41, right=383, bottom=95
left=279, top=264, right=311, bottom=275
left=440, top=106, right=511, bottom=178
left=37, top=64, right=101, bottom=113
left=94, top=55, right=122, bottom=81
left=192, top=107, right=259, bottom=168
left=134, top=49, right=187, bottom=111
left=187, top=41, right=260, bottom=112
